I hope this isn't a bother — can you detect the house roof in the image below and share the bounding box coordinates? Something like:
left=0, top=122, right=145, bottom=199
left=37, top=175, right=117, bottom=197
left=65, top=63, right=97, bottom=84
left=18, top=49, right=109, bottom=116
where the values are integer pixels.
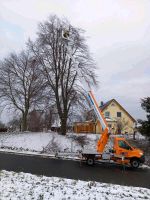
left=100, top=99, right=136, bottom=122
left=100, top=100, right=112, bottom=110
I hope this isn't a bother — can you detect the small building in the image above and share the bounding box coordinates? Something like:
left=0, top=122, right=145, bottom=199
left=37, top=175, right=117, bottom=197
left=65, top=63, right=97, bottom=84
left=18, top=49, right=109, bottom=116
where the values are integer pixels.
left=28, top=109, right=45, bottom=132
left=73, top=121, right=96, bottom=134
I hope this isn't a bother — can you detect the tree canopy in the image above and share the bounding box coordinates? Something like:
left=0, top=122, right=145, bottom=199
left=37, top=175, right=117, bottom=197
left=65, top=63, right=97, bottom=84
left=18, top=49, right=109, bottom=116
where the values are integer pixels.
left=0, top=51, right=46, bottom=131
left=28, top=15, right=97, bottom=134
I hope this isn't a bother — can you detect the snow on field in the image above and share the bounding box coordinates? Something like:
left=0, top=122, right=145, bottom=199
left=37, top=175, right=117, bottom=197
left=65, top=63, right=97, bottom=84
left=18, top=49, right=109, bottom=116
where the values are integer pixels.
left=0, top=132, right=51, bottom=151
left=0, top=132, right=99, bottom=153
left=0, top=170, right=149, bottom=200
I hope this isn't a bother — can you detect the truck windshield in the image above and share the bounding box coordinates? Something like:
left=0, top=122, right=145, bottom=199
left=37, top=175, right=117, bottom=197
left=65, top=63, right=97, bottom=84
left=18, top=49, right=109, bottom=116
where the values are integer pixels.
left=118, top=140, right=132, bottom=150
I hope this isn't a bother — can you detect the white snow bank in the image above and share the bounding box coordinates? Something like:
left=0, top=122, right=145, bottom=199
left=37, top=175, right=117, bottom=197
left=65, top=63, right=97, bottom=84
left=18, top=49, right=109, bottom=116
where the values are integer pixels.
left=0, top=132, right=98, bottom=153
left=0, top=170, right=149, bottom=200
left=0, top=132, right=51, bottom=151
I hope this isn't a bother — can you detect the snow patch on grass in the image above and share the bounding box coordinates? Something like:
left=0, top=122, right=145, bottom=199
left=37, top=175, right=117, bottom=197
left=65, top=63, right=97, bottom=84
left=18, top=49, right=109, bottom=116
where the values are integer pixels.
left=0, top=132, right=98, bottom=153
left=0, top=170, right=150, bottom=200
left=141, top=164, right=150, bottom=169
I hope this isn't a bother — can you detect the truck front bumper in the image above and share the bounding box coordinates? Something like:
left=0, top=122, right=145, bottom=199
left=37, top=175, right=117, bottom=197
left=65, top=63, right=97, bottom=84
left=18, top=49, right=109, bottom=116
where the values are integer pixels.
left=139, top=155, right=145, bottom=164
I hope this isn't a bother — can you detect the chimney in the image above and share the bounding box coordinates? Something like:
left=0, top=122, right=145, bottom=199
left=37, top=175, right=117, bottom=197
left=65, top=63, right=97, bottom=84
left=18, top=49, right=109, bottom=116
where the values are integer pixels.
left=100, top=101, right=104, bottom=106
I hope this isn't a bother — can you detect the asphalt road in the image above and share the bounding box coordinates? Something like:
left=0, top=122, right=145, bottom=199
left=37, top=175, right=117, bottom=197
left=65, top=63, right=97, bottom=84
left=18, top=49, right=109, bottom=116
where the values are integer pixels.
left=0, top=152, right=150, bottom=189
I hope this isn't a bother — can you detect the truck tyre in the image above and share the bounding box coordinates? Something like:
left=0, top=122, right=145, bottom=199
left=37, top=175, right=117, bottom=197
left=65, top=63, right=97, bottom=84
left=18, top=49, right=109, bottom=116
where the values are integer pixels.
left=130, top=158, right=140, bottom=169
left=86, top=157, right=95, bottom=166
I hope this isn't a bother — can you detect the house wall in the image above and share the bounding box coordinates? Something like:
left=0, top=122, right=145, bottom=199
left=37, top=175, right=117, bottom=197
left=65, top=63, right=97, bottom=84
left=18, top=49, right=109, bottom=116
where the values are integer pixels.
left=96, top=121, right=102, bottom=134
left=107, top=121, right=117, bottom=134
left=95, top=120, right=117, bottom=134
left=102, top=100, right=135, bottom=134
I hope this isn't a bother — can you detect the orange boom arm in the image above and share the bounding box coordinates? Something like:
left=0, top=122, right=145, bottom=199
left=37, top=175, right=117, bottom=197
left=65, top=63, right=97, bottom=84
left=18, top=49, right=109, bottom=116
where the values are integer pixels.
left=87, top=91, right=110, bottom=153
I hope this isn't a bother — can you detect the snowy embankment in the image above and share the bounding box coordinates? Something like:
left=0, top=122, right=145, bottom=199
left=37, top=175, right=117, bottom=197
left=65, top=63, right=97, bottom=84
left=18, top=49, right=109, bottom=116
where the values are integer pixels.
left=0, top=131, right=99, bottom=153
left=0, top=170, right=150, bottom=200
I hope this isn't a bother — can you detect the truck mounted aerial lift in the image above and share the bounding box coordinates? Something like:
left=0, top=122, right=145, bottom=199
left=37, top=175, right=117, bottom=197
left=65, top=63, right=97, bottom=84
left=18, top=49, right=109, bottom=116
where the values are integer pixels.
left=81, top=91, right=145, bottom=169
left=62, top=30, right=145, bottom=169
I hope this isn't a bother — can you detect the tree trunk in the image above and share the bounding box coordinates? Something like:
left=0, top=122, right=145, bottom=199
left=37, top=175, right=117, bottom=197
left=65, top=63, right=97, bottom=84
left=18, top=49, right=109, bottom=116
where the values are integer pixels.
left=22, top=111, right=28, bottom=131
left=60, top=117, right=67, bottom=135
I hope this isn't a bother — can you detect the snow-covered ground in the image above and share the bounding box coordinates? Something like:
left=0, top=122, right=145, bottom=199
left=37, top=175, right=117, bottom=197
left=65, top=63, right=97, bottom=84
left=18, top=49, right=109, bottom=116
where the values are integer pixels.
left=0, top=170, right=149, bottom=200
left=0, top=132, right=52, bottom=152
left=0, top=131, right=99, bottom=153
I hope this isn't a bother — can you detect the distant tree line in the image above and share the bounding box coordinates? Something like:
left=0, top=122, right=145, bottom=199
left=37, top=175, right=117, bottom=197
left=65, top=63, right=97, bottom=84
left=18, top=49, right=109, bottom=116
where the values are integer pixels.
left=0, top=15, right=97, bottom=134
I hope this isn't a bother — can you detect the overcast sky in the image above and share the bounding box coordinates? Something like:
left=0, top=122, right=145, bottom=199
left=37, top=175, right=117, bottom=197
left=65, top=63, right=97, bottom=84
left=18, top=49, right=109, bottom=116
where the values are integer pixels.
left=0, top=0, right=150, bottom=122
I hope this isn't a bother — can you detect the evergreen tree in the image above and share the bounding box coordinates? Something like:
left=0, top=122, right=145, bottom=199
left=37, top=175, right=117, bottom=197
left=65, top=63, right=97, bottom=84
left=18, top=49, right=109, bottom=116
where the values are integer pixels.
left=138, top=97, right=150, bottom=139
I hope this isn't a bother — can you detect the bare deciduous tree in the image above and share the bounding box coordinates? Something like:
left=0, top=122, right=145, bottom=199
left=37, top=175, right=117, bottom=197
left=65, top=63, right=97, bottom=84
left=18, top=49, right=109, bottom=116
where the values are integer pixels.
left=44, top=104, right=57, bottom=130
left=7, top=117, right=21, bottom=132
left=116, top=118, right=130, bottom=134
left=28, top=15, right=97, bottom=135
left=0, top=51, right=46, bottom=131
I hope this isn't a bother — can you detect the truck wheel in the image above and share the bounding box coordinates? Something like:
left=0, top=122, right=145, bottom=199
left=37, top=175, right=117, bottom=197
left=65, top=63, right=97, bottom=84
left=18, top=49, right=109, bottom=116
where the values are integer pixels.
left=86, top=157, right=95, bottom=166
left=130, top=159, right=140, bottom=169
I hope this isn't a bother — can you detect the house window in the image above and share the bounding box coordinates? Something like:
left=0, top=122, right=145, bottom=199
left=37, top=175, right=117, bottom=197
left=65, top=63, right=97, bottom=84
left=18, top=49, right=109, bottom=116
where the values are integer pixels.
left=105, top=111, right=110, bottom=118
left=117, top=112, right=122, bottom=117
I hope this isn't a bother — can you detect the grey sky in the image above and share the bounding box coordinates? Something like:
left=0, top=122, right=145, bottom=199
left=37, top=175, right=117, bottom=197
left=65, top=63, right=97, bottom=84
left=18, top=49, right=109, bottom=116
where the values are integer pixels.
left=0, top=0, right=150, bottom=122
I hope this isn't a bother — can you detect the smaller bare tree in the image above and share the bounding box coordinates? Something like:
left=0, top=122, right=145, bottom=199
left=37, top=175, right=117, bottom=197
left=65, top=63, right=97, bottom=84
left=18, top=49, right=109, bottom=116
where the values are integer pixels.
left=0, top=51, right=46, bottom=131
left=44, top=105, right=57, bottom=130
left=116, top=118, right=130, bottom=134
left=7, top=117, right=22, bottom=132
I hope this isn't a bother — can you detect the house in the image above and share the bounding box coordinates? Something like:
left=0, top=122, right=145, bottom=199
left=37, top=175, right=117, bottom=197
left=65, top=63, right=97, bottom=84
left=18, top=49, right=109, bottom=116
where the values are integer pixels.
left=73, top=99, right=136, bottom=134
left=96, top=99, right=136, bottom=134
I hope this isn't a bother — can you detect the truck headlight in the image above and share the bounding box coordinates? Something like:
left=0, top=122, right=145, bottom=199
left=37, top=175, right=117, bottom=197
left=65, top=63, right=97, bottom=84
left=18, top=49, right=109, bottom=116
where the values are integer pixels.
left=140, top=152, right=143, bottom=155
